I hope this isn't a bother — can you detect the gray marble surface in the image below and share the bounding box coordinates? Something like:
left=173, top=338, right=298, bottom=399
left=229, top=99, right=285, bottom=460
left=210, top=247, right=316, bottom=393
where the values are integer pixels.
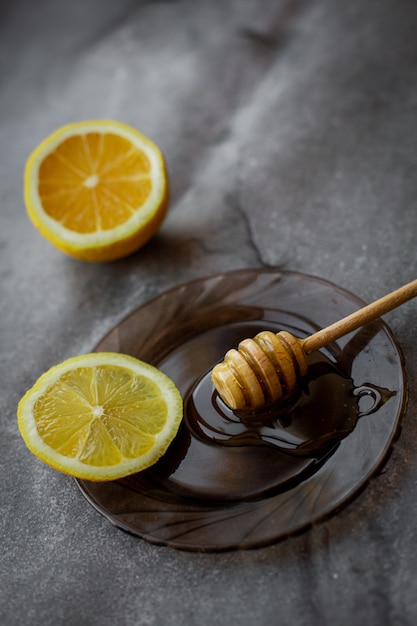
left=1, top=0, right=417, bottom=624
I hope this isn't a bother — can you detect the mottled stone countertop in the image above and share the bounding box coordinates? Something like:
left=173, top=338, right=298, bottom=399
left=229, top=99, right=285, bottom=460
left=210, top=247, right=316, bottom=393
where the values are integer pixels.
left=2, top=1, right=417, bottom=624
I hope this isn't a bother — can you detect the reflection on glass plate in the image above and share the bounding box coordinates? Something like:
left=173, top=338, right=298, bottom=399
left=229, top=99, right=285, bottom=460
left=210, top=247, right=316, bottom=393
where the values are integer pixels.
left=76, top=269, right=407, bottom=552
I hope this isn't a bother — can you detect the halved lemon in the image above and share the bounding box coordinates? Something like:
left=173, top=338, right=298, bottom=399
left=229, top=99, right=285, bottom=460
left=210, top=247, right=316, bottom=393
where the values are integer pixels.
left=24, top=120, right=169, bottom=262
left=17, top=352, right=183, bottom=481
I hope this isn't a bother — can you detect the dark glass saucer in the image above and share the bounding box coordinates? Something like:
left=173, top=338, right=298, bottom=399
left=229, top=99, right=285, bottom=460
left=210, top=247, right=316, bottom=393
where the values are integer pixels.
left=76, top=269, right=407, bottom=551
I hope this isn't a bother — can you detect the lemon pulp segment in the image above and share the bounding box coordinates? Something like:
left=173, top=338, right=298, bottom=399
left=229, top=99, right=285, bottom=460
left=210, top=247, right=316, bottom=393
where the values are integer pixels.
left=38, top=133, right=153, bottom=233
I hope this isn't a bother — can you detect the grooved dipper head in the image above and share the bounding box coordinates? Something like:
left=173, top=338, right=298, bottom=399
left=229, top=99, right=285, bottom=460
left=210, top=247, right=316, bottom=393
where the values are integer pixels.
left=211, top=331, right=308, bottom=412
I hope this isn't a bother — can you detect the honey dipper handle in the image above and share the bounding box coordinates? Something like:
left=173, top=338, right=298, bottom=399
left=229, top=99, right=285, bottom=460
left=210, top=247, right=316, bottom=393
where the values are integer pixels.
left=301, top=278, right=417, bottom=355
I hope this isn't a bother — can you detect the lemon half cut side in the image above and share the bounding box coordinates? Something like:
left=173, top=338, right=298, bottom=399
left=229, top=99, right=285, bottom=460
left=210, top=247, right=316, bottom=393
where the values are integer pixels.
left=17, top=352, right=183, bottom=481
left=24, top=120, right=169, bottom=262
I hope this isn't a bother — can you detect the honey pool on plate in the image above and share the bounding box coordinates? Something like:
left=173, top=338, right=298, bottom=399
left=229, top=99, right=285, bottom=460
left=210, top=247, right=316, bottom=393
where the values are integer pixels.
left=76, top=269, right=407, bottom=552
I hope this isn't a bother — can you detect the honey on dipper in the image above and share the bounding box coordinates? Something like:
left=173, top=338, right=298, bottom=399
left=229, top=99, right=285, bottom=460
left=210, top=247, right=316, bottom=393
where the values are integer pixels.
left=212, top=278, right=417, bottom=411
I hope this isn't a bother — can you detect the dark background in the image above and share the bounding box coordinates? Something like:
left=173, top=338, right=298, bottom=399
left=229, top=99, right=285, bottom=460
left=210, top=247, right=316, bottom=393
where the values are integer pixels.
left=1, top=1, right=417, bottom=624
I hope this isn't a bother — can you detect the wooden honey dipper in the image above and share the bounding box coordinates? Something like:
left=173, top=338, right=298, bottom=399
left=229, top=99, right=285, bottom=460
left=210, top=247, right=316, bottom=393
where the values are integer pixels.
left=211, top=278, right=417, bottom=411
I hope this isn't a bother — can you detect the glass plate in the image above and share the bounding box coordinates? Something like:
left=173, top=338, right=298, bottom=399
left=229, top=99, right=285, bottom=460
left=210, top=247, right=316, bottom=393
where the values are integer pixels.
left=76, top=269, right=407, bottom=552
